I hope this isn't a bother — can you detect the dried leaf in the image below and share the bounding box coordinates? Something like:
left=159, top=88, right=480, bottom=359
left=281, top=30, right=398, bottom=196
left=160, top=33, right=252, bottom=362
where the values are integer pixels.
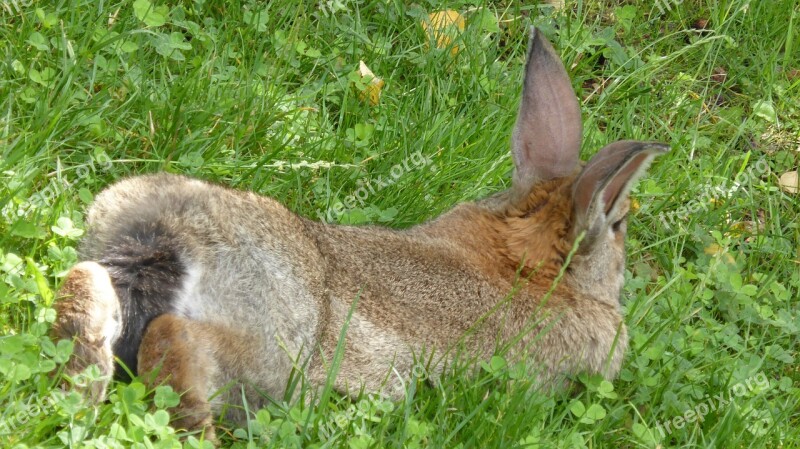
left=704, top=244, right=736, bottom=264
left=727, top=221, right=757, bottom=238
left=357, top=60, right=384, bottom=106
left=421, top=10, right=465, bottom=56
left=710, top=66, right=727, bottom=84
left=778, top=170, right=799, bottom=194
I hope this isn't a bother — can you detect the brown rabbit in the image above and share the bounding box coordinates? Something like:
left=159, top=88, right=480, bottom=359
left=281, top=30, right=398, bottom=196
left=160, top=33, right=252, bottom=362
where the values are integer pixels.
left=52, top=28, right=668, bottom=441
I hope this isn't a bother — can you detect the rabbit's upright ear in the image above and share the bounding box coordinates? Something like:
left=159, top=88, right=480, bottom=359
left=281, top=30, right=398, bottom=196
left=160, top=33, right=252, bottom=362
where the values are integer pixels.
left=512, top=27, right=582, bottom=200
left=573, top=141, right=670, bottom=232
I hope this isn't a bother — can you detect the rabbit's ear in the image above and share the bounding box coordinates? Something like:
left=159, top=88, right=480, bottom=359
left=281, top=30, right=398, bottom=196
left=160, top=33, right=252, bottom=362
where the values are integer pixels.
left=573, top=141, right=669, bottom=230
left=512, top=27, right=582, bottom=199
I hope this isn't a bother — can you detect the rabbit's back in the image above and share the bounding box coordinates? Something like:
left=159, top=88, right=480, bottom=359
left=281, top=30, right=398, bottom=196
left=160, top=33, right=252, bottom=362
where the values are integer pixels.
left=307, top=217, right=508, bottom=393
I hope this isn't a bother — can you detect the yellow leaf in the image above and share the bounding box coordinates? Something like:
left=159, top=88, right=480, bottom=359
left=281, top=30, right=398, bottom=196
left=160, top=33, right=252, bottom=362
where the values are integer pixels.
left=421, top=10, right=465, bottom=56
left=357, top=60, right=384, bottom=106
left=704, top=244, right=736, bottom=264
left=727, top=221, right=753, bottom=238
left=629, top=198, right=640, bottom=213
left=778, top=170, right=799, bottom=194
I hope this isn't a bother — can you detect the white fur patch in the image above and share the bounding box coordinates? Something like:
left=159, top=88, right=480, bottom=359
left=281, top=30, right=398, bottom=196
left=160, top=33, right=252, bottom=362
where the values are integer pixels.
left=101, top=318, right=119, bottom=350
left=174, top=262, right=204, bottom=319
left=77, top=261, right=122, bottom=345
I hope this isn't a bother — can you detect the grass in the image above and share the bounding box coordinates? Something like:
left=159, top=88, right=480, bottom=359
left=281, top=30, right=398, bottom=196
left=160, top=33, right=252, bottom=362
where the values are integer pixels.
left=1, top=0, right=798, bottom=447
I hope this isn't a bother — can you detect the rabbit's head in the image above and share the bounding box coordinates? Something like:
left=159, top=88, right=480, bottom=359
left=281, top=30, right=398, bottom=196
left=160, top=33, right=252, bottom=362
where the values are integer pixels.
left=490, top=28, right=668, bottom=307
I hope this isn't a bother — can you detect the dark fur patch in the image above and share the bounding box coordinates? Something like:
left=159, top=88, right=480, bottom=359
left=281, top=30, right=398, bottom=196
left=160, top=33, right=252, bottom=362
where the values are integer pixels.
left=98, top=220, right=185, bottom=379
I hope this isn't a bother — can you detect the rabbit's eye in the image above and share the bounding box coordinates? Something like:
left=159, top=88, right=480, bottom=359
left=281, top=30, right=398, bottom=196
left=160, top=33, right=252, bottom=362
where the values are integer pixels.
left=611, top=216, right=627, bottom=233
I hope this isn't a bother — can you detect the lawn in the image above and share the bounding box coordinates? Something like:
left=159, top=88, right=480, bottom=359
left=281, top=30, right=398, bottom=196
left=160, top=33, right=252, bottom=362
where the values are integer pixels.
left=1, top=0, right=798, bottom=448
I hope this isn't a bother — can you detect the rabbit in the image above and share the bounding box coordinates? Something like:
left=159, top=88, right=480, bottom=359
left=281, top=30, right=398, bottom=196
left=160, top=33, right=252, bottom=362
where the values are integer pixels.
left=52, top=27, right=669, bottom=442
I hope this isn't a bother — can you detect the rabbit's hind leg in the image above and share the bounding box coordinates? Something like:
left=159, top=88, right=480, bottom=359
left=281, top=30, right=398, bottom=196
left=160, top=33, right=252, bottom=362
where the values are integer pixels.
left=52, top=261, right=121, bottom=403
left=138, top=313, right=274, bottom=444
left=138, top=314, right=220, bottom=443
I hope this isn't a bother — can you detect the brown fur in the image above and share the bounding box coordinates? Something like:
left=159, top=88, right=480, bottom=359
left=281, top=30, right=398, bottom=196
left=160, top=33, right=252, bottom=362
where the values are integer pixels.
left=51, top=28, right=669, bottom=440
left=138, top=315, right=216, bottom=441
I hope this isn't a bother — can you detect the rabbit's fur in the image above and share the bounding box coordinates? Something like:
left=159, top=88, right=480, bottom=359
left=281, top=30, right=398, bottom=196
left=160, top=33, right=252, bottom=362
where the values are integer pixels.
left=52, top=28, right=668, bottom=441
